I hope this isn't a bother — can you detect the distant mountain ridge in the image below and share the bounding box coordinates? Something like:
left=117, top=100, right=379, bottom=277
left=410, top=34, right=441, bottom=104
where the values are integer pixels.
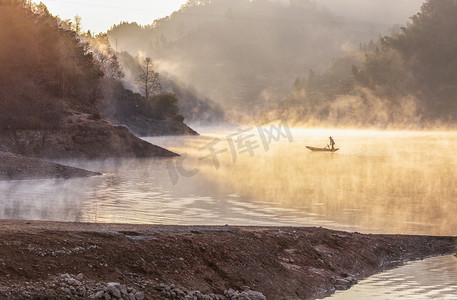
left=107, top=0, right=390, bottom=117
left=275, top=0, right=457, bottom=128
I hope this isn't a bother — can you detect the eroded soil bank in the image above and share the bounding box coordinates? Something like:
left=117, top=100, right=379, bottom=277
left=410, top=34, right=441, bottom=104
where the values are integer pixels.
left=0, top=221, right=454, bottom=299
left=0, top=151, right=100, bottom=180
left=0, top=115, right=179, bottom=181
left=0, top=115, right=179, bottom=160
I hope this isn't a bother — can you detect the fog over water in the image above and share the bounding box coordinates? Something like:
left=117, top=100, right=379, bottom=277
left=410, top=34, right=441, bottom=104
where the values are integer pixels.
left=1, top=128, right=456, bottom=236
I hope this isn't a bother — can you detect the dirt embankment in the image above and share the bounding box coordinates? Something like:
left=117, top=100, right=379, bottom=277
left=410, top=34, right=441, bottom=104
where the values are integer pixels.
left=0, top=221, right=454, bottom=299
left=0, top=113, right=178, bottom=160
left=0, top=151, right=100, bottom=180
left=112, top=116, right=199, bottom=137
left=0, top=113, right=179, bottom=180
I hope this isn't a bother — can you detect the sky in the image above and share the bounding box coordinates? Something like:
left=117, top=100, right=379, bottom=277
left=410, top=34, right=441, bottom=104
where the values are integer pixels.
left=36, top=0, right=425, bottom=34
left=319, top=0, right=425, bottom=25
left=37, top=0, right=189, bottom=34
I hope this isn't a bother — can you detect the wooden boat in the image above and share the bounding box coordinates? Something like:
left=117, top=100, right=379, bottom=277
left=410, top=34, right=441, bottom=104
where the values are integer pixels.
left=306, top=146, right=339, bottom=152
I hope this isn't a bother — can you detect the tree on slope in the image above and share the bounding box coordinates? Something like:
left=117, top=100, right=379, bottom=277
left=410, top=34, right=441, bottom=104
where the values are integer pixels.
left=135, top=57, right=162, bottom=99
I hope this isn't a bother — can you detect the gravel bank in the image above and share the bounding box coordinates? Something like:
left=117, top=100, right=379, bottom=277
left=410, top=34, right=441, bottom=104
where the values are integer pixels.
left=0, top=221, right=454, bottom=299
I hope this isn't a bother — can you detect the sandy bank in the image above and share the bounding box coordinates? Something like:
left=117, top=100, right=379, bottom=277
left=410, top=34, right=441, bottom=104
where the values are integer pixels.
left=0, top=221, right=454, bottom=299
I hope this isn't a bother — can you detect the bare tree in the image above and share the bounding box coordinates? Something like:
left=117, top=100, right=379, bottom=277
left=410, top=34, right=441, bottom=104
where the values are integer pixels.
left=135, top=57, right=162, bottom=99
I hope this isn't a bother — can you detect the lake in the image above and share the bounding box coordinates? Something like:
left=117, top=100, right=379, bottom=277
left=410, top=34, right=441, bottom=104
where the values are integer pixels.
left=1, top=126, right=456, bottom=298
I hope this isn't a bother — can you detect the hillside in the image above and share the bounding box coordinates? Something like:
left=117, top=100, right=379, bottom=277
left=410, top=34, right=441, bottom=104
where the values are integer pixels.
left=275, top=0, right=457, bottom=127
left=87, top=33, right=205, bottom=132
left=0, top=2, right=178, bottom=160
left=107, top=0, right=389, bottom=118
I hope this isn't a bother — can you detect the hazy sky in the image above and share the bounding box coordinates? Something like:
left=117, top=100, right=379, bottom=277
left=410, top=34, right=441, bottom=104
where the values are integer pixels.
left=37, top=0, right=188, bottom=33
left=37, top=0, right=425, bottom=34
left=318, top=0, right=425, bottom=25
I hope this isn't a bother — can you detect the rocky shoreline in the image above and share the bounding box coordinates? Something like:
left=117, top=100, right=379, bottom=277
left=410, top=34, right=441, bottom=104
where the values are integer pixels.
left=0, top=221, right=454, bottom=299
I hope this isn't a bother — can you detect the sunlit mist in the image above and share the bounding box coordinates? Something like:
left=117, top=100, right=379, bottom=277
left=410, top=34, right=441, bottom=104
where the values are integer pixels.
left=2, top=128, right=457, bottom=236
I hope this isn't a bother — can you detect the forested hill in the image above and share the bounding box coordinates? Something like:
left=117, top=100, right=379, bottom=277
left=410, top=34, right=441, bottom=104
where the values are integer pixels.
left=0, top=2, right=177, bottom=158
left=372, top=0, right=457, bottom=120
left=276, top=0, right=457, bottom=128
left=0, top=1, right=101, bottom=130
left=107, top=0, right=389, bottom=113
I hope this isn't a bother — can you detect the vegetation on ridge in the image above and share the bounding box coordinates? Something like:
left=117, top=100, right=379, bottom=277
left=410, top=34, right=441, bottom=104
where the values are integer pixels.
left=276, top=0, right=457, bottom=127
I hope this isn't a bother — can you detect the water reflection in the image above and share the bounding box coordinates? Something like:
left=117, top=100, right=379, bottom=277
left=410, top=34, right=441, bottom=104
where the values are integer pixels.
left=328, top=255, right=457, bottom=300
left=0, top=129, right=456, bottom=236
left=146, top=129, right=457, bottom=235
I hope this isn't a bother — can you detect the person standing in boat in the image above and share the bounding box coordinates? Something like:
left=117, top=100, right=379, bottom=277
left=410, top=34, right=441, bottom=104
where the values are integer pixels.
left=329, top=136, right=335, bottom=150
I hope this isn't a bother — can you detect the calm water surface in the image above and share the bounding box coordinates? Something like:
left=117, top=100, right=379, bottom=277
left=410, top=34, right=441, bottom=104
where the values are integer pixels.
left=329, top=255, right=457, bottom=300
left=1, top=128, right=456, bottom=298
